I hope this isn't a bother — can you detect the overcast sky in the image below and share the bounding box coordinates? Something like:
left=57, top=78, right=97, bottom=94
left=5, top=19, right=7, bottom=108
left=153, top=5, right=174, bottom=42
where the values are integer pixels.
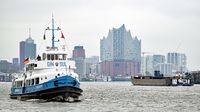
left=0, top=0, right=200, bottom=70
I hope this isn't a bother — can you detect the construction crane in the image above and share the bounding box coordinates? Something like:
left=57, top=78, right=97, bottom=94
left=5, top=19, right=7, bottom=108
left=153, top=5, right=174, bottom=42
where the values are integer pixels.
left=141, top=52, right=154, bottom=57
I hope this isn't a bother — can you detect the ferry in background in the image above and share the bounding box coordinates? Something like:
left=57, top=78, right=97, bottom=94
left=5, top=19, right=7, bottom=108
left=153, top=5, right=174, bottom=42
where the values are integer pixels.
left=10, top=16, right=83, bottom=102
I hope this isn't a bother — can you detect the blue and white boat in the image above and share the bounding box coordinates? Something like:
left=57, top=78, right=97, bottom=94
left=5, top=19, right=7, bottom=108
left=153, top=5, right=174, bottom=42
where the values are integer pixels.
left=10, top=16, right=83, bottom=101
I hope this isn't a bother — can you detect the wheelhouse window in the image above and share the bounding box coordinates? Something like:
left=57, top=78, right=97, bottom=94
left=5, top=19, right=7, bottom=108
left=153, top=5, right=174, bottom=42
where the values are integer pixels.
left=47, top=54, right=66, bottom=60
left=63, top=54, right=66, bottom=60
left=55, top=54, right=58, bottom=60
left=58, top=54, right=67, bottom=60
left=59, top=54, right=62, bottom=60
left=47, top=54, right=50, bottom=60
left=51, top=54, right=54, bottom=60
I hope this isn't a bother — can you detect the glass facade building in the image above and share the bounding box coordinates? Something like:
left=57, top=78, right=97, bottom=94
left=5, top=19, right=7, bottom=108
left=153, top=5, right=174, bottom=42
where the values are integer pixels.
left=100, top=24, right=141, bottom=76
left=20, top=37, right=36, bottom=69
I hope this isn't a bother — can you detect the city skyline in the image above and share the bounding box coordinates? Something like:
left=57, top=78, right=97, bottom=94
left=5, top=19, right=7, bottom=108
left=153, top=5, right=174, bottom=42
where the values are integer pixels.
left=0, top=0, right=200, bottom=70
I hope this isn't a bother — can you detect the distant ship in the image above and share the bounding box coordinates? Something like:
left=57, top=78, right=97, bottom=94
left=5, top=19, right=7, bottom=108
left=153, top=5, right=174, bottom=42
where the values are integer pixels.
left=131, top=71, right=193, bottom=86
left=131, top=76, right=172, bottom=86
left=10, top=16, right=83, bottom=102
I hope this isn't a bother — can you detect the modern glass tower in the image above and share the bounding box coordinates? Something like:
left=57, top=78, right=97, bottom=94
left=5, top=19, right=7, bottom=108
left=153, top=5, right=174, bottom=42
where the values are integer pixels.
left=20, top=36, right=36, bottom=70
left=100, top=24, right=141, bottom=76
left=72, top=46, right=85, bottom=78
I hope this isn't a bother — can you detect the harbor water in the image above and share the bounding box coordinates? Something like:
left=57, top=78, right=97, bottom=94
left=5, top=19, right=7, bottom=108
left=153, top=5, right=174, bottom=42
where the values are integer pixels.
left=0, top=82, right=200, bottom=112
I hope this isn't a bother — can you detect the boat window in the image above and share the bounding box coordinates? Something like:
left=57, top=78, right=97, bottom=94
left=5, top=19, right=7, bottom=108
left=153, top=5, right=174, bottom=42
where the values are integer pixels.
left=16, top=82, right=18, bottom=87
left=35, top=78, right=39, bottom=85
left=55, top=54, right=58, bottom=60
left=51, top=54, right=54, bottom=60
left=47, top=54, right=50, bottom=60
left=15, top=82, right=17, bottom=87
left=18, top=82, right=20, bottom=87
left=26, top=80, right=28, bottom=86
left=20, top=81, right=22, bottom=87
left=63, top=54, right=66, bottom=60
left=59, top=54, right=62, bottom=60
left=42, top=53, right=46, bottom=60
left=34, top=64, right=37, bottom=67
left=30, top=80, right=32, bottom=86
left=31, top=79, right=34, bottom=85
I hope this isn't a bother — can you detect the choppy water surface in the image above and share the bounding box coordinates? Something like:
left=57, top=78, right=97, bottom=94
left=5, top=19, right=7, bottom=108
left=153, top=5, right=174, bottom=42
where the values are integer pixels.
left=0, top=82, right=200, bottom=112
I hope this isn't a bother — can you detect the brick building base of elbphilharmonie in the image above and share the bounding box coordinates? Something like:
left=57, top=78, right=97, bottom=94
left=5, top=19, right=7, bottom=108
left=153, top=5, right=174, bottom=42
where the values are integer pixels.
left=100, top=60, right=141, bottom=76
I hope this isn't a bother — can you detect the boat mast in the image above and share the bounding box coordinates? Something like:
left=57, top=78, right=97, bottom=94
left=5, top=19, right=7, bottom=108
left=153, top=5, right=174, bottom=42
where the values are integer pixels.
left=45, top=14, right=61, bottom=48
left=52, top=14, right=55, bottom=48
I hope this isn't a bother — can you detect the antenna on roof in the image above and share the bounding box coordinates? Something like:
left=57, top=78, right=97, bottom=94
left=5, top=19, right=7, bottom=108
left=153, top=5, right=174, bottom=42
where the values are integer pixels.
left=29, top=28, right=31, bottom=38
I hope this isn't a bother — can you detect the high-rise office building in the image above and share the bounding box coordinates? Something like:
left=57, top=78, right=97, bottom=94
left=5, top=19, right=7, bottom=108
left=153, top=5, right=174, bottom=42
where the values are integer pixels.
left=167, top=52, right=187, bottom=72
left=142, top=54, right=165, bottom=76
left=142, top=55, right=154, bottom=76
left=73, top=46, right=85, bottom=59
left=100, top=24, right=141, bottom=76
left=20, top=35, right=36, bottom=69
left=72, top=46, right=85, bottom=78
left=153, top=55, right=165, bottom=67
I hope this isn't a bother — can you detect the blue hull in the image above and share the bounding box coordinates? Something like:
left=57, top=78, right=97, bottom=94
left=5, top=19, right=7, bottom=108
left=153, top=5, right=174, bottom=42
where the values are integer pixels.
left=10, top=75, right=82, bottom=100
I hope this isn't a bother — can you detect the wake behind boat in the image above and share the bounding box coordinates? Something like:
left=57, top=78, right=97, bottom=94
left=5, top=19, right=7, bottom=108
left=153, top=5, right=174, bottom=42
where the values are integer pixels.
left=10, top=16, right=83, bottom=102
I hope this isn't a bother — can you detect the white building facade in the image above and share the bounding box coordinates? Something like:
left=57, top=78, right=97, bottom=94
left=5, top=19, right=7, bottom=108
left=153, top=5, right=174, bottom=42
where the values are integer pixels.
left=142, top=54, right=165, bottom=76
left=167, top=52, right=187, bottom=73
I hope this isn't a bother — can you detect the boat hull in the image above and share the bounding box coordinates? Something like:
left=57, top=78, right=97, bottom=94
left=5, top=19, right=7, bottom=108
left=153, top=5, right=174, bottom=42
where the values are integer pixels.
left=10, top=75, right=83, bottom=101
left=10, top=86, right=82, bottom=101
left=131, top=76, right=172, bottom=86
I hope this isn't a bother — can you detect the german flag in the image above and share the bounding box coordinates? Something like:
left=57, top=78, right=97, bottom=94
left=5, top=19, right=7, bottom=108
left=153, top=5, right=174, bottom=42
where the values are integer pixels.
left=23, top=58, right=29, bottom=64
